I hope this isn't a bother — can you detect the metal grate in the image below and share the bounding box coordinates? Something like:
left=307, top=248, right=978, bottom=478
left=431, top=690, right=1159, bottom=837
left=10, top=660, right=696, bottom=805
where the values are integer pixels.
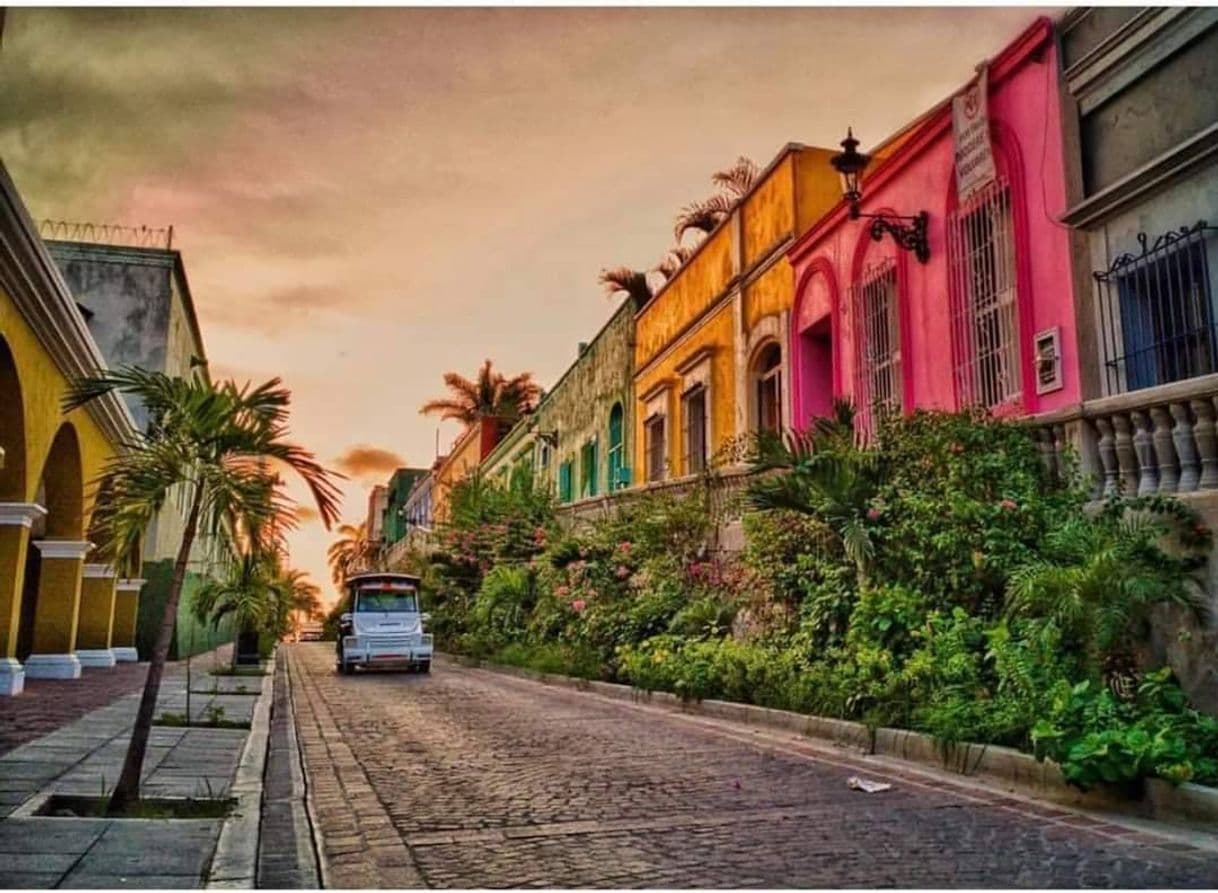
left=682, top=386, right=708, bottom=475
left=1096, top=221, right=1217, bottom=395
left=948, top=178, right=1021, bottom=409
left=645, top=414, right=666, bottom=482
left=851, top=258, right=902, bottom=433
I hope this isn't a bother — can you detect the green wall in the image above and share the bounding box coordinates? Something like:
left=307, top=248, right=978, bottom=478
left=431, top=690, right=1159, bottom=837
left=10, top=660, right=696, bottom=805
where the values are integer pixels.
left=137, top=559, right=233, bottom=661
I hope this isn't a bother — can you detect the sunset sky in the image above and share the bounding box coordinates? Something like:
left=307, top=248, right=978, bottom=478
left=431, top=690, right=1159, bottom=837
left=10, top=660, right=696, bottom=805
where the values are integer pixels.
left=0, top=6, right=1051, bottom=606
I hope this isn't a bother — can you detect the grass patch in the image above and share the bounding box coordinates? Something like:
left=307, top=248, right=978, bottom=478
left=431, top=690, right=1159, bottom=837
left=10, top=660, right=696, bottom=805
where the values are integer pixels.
left=37, top=794, right=235, bottom=819
left=154, top=710, right=251, bottom=730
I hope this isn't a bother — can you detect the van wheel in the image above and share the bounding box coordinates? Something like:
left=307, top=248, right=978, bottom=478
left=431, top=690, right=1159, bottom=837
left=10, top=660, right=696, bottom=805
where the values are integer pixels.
left=338, top=659, right=353, bottom=675
left=419, top=661, right=431, bottom=674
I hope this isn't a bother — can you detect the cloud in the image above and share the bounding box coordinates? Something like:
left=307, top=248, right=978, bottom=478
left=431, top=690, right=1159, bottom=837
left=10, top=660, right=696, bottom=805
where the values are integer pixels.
left=293, top=505, right=321, bottom=525
left=333, top=445, right=406, bottom=481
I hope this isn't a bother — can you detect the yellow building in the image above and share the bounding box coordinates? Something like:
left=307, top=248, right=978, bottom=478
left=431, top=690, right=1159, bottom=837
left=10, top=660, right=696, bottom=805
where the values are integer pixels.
left=429, top=417, right=513, bottom=524
left=0, top=162, right=143, bottom=695
left=633, top=144, right=841, bottom=482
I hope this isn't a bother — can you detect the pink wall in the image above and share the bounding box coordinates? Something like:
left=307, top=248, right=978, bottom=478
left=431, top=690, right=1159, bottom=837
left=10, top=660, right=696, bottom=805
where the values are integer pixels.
left=788, top=18, right=1079, bottom=431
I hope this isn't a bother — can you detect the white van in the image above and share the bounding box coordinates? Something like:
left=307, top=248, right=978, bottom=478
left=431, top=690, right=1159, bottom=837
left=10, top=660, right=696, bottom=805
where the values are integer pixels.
left=335, top=572, right=433, bottom=674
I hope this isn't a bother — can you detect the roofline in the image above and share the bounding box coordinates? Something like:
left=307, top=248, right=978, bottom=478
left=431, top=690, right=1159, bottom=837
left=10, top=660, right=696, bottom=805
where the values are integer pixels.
left=788, top=16, right=1055, bottom=265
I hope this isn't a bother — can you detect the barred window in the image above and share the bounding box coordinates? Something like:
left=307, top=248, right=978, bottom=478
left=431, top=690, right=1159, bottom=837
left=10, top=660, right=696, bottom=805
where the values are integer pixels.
left=1096, top=222, right=1217, bottom=394
left=851, top=258, right=902, bottom=431
left=754, top=343, right=782, bottom=434
left=948, top=179, right=1021, bottom=410
left=645, top=414, right=666, bottom=482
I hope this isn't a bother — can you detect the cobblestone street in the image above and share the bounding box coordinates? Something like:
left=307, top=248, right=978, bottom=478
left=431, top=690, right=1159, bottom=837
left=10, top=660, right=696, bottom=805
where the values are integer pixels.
left=286, top=644, right=1218, bottom=888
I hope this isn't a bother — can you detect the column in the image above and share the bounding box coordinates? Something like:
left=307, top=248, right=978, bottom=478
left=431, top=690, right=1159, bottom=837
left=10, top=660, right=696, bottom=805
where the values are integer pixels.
left=0, top=503, right=46, bottom=696
left=24, top=539, right=91, bottom=680
left=75, top=563, right=118, bottom=668
left=111, top=578, right=146, bottom=662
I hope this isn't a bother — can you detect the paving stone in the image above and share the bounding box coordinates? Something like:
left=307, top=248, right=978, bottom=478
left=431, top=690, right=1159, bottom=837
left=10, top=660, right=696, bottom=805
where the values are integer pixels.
left=285, top=642, right=1218, bottom=889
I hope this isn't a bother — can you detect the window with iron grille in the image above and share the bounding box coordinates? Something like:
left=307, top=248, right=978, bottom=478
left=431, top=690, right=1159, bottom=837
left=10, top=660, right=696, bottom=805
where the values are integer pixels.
left=754, top=343, right=782, bottom=434
left=682, top=385, right=708, bottom=475
left=851, top=258, right=902, bottom=430
left=607, top=403, right=625, bottom=490
left=948, top=179, right=1021, bottom=409
left=1095, top=221, right=1217, bottom=394
left=645, top=414, right=666, bottom=482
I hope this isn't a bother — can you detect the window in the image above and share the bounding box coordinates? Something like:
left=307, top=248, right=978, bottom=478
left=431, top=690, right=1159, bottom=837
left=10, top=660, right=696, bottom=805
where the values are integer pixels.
left=851, top=258, right=902, bottom=430
left=579, top=439, right=598, bottom=498
left=558, top=459, right=573, bottom=503
left=607, top=403, right=626, bottom=490
left=682, top=385, right=708, bottom=475
left=754, top=343, right=782, bottom=434
left=948, top=179, right=1021, bottom=409
left=1096, top=222, right=1217, bottom=394
left=645, top=414, right=666, bottom=482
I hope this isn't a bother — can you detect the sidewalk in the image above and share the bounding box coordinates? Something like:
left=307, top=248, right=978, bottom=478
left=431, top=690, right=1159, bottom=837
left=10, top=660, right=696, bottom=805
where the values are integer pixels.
left=0, top=646, right=270, bottom=888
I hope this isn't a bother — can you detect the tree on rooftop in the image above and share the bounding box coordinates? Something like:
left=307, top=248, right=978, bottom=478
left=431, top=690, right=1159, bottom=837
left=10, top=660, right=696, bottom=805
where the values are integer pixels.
left=599, top=266, right=654, bottom=309
left=673, top=156, right=759, bottom=244
left=420, top=359, right=540, bottom=427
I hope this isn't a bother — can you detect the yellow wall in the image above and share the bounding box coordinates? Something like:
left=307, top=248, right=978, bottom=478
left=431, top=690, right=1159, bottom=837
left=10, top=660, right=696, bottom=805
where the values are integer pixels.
left=743, top=260, right=796, bottom=334
left=0, top=284, right=119, bottom=526
left=430, top=423, right=483, bottom=523
left=634, top=303, right=736, bottom=480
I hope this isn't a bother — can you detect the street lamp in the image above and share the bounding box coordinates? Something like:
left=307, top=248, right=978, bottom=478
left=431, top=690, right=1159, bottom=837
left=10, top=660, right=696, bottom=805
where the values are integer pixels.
left=830, top=128, right=930, bottom=264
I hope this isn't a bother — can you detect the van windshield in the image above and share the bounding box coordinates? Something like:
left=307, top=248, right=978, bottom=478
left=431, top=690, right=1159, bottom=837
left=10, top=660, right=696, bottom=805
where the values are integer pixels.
left=355, top=591, right=419, bottom=613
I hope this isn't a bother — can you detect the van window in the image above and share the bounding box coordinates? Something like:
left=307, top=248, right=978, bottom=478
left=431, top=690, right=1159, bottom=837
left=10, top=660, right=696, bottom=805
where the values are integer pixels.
left=356, top=591, right=419, bottom=613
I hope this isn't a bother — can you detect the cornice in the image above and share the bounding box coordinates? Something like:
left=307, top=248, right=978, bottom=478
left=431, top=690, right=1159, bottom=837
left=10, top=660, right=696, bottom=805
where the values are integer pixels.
left=0, top=502, right=47, bottom=527
left=0, top=163, right=140, bottom=448
left=33, top=539, right=94, bottom=560
left=116, top=578, right=147, bottom=591
left=83, top=563, right=117, bottom=578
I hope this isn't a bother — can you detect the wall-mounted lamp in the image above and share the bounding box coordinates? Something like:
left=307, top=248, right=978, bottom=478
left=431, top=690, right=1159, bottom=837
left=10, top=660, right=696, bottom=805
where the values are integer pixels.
left=536, top=430, right=559, bottom=450
left=830, top=128, right=930, bottom=264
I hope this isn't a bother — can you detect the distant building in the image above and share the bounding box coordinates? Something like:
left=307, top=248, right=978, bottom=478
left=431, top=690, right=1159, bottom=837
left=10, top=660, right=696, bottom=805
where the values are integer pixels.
left=366, top=485, right=388, bottom=548
left=381, top=467, right=430, bottom=546
left=43, top=222, right=223, bottom=660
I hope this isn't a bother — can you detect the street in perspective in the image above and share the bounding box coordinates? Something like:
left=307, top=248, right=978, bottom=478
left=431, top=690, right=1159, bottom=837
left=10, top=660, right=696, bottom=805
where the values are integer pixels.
left=2, top=5, right=1218, bottom=890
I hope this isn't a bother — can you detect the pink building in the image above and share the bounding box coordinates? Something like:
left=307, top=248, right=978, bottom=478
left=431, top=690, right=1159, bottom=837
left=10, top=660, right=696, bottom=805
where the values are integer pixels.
left=788, top=18, right=1080, bottom=432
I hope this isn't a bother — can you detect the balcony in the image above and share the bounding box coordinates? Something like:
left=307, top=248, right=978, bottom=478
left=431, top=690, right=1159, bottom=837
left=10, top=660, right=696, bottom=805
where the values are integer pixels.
left=1030, top=373, right=1218, bottom=500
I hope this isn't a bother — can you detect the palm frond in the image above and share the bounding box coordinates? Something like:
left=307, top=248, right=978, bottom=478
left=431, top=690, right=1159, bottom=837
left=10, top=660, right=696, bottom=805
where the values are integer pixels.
left=710, top=156, right=759, bottom=198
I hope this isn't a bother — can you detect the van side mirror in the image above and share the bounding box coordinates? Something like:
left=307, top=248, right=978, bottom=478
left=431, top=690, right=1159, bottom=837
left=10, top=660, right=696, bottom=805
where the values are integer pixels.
left=421, top=612, right=431, bottom=623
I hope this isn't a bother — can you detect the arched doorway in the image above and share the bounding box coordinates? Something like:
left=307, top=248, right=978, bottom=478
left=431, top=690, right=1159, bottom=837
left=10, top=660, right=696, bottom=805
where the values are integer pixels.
left=792, top=266, right=837, bottom=428
left=751, top=342, right=784, bottom=434
left=0, top=336, right=34, bottom=692
left=0, top=337, right=26, bottom=503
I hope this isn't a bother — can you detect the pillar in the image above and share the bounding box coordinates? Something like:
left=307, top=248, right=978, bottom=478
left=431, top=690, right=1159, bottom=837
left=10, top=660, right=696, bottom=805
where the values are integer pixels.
left=0, top=503, right=46, bottom=696
left=23, top=539, right=91, bottom=680
left=75, top=564, right=118, bottom=668
left=111, top=578, right=145, bottom=662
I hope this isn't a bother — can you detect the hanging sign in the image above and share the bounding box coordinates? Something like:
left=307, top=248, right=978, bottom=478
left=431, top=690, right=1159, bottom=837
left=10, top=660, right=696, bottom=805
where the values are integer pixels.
left=952, top=64, right=996, bottom=201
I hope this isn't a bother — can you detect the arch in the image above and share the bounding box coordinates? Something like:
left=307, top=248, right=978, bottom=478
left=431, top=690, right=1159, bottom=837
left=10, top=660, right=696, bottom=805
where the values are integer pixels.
left=790, top=258, right=841, bottom=431
left=749, top=339, right=784, bottom=435
left=606, top=402, right=625, bottom=491
left=943, top=118, right=1036, bottom=413
left=34, top=423, right=84, bottom=540
left=0, top=336, right=27, bottom=502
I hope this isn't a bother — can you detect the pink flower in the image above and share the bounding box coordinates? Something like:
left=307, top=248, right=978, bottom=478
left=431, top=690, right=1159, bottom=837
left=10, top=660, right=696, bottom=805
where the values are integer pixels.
left=999, top=499, right=1017, bottom=511
left=867, top=507, right=881, bottom=522
left=617, top=541, right=633, bottom=555
left=615, top=565, right=631, bottom=580
left=950, top=443, right=965, bottom=455
left=555, top=585, right=570, bottom=598
left=571, top=599, right=587, bottom=614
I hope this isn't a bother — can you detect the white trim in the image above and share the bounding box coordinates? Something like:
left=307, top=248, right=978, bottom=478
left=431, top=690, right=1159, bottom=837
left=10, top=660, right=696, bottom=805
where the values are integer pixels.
left=0, top=503, right=47, bottom=528
left=0, top=658, right=24, bottom=696
left=115, top=578, right=147, bottom=592
left=23, top=653, right=82, bottom=680
left=75, top=648, right=117, bottom=669
left=82, top=563, right=117, bottom=579
left=112, top=647, right=139, bottom=662
left=32, top=539, right=93, bottom=560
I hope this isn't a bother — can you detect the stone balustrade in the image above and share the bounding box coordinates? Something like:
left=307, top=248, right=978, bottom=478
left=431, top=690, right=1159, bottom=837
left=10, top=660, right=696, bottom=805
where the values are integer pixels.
left=1030, top=373, right=1218, bottom=500
left=554, top=466, right=756, bottom=528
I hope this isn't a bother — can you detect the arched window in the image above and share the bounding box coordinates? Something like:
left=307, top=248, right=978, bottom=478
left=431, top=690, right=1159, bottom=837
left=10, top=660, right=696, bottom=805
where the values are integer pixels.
left=607, top=403, right=625, bottom=490
left=753, top=342, right=783, bottom=434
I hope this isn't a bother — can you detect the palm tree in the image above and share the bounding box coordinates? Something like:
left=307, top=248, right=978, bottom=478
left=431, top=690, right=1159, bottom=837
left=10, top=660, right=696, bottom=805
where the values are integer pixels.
left=327, top=522, right=372, bottom=588
left=281, top=568, right=323, bottom=621
left=652, top=245, right=697, bottom=281
left=64, top=367, right=341, bottom=812
left=598, top=266, right=654, bottom=309
left=419, top=359, right=540, bottom=426
left=193, top=551, right=280, bottom=641
left=746, top=401, right=882, bottom=589
left=673, top=156, right=759, bottom=244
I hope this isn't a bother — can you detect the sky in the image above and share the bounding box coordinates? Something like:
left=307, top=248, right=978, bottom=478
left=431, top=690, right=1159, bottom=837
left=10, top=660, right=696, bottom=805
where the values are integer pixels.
left=0, top=5, right=1051, bottom=607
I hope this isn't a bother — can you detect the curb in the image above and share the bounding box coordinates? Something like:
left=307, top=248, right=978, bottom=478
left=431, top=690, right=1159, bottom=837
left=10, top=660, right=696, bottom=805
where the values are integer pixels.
left=206, top=652, right=276, bottom=888
left=287, top=651, right=330, bottom=889
left=443, top=652, right=1218, bottom=831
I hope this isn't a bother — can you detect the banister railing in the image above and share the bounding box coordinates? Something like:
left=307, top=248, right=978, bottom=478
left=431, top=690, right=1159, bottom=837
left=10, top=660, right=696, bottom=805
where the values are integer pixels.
left=1029, top=373, right=1218, bottom=499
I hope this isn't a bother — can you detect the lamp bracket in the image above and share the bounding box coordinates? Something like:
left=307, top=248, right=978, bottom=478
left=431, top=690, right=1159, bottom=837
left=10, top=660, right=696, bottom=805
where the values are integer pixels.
left=856, top=210, right=930, bottom=264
